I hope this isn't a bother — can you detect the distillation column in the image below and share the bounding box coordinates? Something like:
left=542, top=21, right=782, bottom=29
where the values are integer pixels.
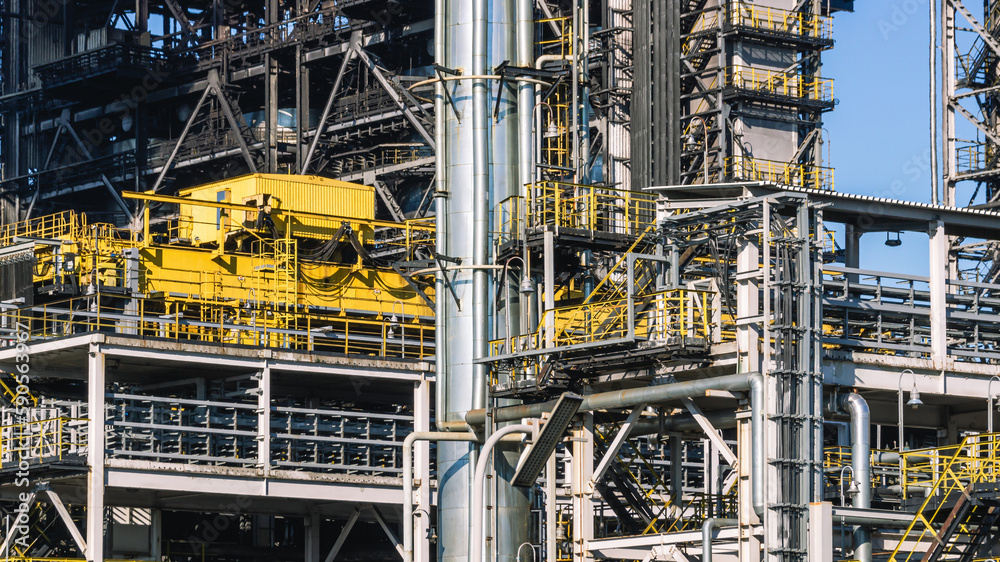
left=436, top=1, right=529, bottom=562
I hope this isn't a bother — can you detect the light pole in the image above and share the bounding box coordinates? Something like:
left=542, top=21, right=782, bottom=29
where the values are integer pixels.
left=839, top=465, right=858, bottom=506
left=389, top=300, right=405, bottom=358
left=688, top=116, right=710, bottom=184
left=898, top=369, right=923, bottom=460
left=988, top=375, right=1000, bottom=433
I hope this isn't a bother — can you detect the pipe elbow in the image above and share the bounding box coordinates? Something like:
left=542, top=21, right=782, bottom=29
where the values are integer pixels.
left=702, top=518, right=716, bottom=562
left=839, top=392, right=870, bottom=423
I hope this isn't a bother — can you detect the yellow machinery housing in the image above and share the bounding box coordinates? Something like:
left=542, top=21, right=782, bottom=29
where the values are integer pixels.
left=1, top=174, right=435, bottom=358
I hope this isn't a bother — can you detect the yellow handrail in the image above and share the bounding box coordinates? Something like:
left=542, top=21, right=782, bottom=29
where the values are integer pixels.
left=726, top=155, right=834, bottom=191
left=726, top=2, right=833, bottom=41
left=725, top=65, right=833, bottom=102
left=889, top=433, right=1000, bottom=562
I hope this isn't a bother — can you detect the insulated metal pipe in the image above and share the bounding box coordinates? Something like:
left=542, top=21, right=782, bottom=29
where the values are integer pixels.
left=404, top=432, right=478, bottom=562
left=840, top=393, right=871, bottom=562
left=471, top=0, right=489, bottom=416
left=439, top=1, right=479, bottom=560
left=930, top=0, right=939, bottom=205
left=471, top=424, right=533, bottom=562
left=702, top=518, right=716, bottom=562
left=702, top=518, right=737, bottom=562
left=749, top=373, right=764, bottom=516
left=433, top=0, right=449, bottom=435
left=466, top=373, right=760, bottom=426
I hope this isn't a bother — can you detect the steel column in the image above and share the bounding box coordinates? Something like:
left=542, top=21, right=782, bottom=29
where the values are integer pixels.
left=86, top=346, right=106, bottom=562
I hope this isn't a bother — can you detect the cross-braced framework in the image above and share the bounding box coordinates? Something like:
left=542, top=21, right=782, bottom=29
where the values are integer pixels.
left=0, top=1, right=436, bottom=226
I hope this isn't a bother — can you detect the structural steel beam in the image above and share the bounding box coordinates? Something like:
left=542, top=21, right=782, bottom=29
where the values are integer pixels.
left=355, top=48, right=436, bottom=150
left=372, top=505, right=404, bottom=559
left=302, top=43, right=358, bottom=174
left=681, top=397, right=738, bottom=466
left=60, top=118, right=134, bottom=222
left=591, top=404, right=646, bottom=483
left=44, top=487, right=88, bottom=555
left=324, top=509, right=361, bottom=562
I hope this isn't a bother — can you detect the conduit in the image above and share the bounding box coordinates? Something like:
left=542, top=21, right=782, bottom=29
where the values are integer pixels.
left=403, top=431, right=477, bottom=562
left=840, top=393, right=871, bottom=562
left=471, top=424, right=534, bottom=562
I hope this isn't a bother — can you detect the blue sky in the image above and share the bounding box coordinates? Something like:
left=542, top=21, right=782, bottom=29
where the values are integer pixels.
left=824, top=1, right=937, bottom=273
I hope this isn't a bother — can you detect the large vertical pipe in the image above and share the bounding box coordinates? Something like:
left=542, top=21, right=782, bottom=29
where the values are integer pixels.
left=433, top=0, right=448, bottom=436
left=840, top=393, right=871, bottom=562
left=472, top=0, right=489, bottom=415
left=438, top=2, right=477, bottom=561
left=439, top=1, right=520, bottom=561
left=930, top=0, right=939, bottom=204
left=749, top=373, right=765, bottom=517
left=517, top=0, right=534, bottom=299
left=492, top=2, right=537, bottom=562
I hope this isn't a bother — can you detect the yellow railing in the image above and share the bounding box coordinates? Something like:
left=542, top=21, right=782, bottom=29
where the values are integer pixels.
left=725, top=65, right=833, bottom=102
left=530, top=182, right=656, bottom=236
left=490, top=289, right=713, bottom=356
left=823, top=446, right=902, bottom=493
left=686, top=10, right=721, bottom=36
left=0, top=417, right=87, bottom=463
left=496, top=195, right=525, bottom=242
left=726, top=2, right=833, bottom=41
left=0, top=210, right=85, bottom=247
left=956, top=143, right=997, bottom=175
left=2, top=296, right=434, bottom=359
left=584, top=227, right=655, bottom=303
left=890, top=433, right=1000, bottom=562
left=726, top=155, right=834, bottom=191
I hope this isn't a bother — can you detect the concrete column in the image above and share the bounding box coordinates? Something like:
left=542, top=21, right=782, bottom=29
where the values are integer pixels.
left=571, top=413, right=594, bottom=562
left=736, top=239, right=761, bottom=373
left=929, top=220, right=947, bottom=368
left=546, top=451, right=557, bottom=562
left=807, top=502, right=832, bottom=562
left=150, top=508, right=161, bottom=561
left=736, top=238, right=762, bottom=560
left=414, top=379, right=432, bottom=562
left=258, top=364, right=271, bottom=475
left=305, top=512, right=321, bottom=562
left=87, top=346, right=106, bottom=562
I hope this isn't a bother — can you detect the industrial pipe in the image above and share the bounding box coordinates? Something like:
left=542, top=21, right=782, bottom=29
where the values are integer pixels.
left=630, top=409, right=739, bottom=436
left=403, top=431, right=478, bottom=562
left=432, top=0, right=447, bottom=435
left=749, top=374, right=764, bottom=517
left=839, top=393, right=871, bottom=562
left=832, top=506, right=915, bottom=527
left=471, top=0, right=489, bottom=415
left=465, top=373, right=761, bottom=426
left=465, top=373, right=766, bottom=519
left=702, top=518, right=737, bottom=562
left=471, top=424, right=534, bottom=562
left=702, top=518, right=716, bottom=562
